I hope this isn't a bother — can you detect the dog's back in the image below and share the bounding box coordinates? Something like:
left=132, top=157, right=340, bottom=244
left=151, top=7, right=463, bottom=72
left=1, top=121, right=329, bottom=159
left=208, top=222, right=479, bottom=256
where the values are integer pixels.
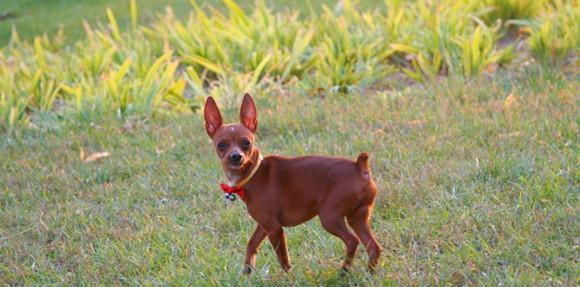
left=244, top=153, right=376, bottom=227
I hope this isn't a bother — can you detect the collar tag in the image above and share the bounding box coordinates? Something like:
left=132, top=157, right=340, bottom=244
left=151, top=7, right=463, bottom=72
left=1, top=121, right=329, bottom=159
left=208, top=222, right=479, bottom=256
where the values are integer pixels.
left=219, top=150, right=263, bottom=203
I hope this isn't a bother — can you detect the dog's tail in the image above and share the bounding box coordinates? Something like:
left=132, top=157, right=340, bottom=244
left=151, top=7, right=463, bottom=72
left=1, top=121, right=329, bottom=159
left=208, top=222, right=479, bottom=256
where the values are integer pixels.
left=356, top=152, right=372, bottom=180
left=356, top=152, right=369, bottom=170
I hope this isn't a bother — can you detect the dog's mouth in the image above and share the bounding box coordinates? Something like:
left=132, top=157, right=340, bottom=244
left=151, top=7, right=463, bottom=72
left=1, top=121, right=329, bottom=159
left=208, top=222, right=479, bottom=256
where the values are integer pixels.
left=228, top=163, right=243, bottom=170
left=226, top=160, right=247, bottom=170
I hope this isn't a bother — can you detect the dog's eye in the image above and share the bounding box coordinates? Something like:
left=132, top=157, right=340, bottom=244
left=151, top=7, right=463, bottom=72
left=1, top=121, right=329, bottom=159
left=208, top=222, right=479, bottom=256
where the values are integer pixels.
left=217, top=142, right=227, bottom=149
left=241, top=139, right=251, bottom=147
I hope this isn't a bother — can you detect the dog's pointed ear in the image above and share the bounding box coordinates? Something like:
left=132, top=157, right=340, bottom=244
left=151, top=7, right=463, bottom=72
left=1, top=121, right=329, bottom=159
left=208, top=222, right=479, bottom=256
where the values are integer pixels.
left=204, top=96, right=223, bottom=138
left=240, top=93, right=257, bottom=133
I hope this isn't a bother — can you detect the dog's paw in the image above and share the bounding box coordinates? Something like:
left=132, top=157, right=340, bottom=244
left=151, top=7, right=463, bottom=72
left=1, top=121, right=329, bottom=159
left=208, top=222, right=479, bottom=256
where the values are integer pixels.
left=339, top=267, right=350, bottom=277
left=282, top=264, right=292, bottom=273
left=242, top=265, right=254, bottom=275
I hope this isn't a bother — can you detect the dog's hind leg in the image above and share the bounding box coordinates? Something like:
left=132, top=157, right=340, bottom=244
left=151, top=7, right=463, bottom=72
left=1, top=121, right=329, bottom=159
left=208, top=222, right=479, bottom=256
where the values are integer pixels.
left=319, top=213, right=360, bottom=272
left=347, top=205, right=382, bottom=272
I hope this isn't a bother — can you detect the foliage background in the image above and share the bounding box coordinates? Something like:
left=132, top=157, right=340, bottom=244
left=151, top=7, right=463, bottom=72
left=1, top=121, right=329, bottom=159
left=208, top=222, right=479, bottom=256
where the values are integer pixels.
left=0, top=0, right=577, bottom=285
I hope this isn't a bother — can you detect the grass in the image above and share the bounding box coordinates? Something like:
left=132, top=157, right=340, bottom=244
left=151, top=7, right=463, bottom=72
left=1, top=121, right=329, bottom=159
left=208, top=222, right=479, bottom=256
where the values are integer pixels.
left=0, top=0, right=578, bottom=285
left=0, top=0, right=181, bottom=46
left=2, top=0, right=577, bottom=134
left=0, top=0, right=362, bottom=46
left=1, top=66, right=578, bottom=285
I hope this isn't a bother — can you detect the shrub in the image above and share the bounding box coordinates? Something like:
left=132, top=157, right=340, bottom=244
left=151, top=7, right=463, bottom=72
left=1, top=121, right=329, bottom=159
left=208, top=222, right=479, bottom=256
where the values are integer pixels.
left=0, top=0, right=574, bottom=133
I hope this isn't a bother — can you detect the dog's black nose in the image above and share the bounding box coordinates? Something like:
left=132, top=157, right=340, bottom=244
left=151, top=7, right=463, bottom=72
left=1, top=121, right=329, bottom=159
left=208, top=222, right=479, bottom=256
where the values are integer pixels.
left=231, top=153, right=243, bottom=164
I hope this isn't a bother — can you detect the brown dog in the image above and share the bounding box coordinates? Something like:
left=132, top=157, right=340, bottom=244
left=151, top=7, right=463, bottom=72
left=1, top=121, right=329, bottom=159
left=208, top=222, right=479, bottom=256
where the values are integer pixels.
left=204, top=93, right=382, bottom=274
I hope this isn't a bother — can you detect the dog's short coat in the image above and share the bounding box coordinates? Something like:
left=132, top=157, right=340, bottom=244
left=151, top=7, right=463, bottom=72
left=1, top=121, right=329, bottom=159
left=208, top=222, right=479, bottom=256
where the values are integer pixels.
left=204, top=93, right=382, bottom=274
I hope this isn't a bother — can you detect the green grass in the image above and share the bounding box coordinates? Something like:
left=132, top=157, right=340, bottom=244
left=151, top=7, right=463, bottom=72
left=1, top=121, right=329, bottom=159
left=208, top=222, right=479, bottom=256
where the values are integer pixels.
left=0, top=0, right=577, bottom=285
left=1, top=66, right=577, bottom=285
left=0, top=0, right=178, bottom=46
left=3, top=0, right=576, bottom=134
left=0, top=0, right=365, bottom=46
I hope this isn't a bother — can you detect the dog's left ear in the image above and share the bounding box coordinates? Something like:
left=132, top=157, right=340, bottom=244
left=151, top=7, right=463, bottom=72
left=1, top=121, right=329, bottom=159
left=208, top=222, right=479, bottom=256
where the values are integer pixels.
left=240, top=93, right=258, bottom=133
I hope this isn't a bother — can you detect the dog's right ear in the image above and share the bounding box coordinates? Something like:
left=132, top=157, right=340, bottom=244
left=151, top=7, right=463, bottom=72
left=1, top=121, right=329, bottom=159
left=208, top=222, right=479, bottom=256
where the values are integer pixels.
left=204, top=96, right=223, bottom=138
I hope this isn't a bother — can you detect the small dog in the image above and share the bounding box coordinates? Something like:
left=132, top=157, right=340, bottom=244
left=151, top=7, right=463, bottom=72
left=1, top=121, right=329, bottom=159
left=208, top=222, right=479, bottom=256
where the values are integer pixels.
left=204, top=93, right=381, bottom=274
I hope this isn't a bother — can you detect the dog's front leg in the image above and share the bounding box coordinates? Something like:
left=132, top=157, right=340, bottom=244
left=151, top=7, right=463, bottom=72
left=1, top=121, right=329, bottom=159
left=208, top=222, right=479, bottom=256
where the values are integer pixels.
left=264, top=226, right=292, bottom=272
left=242, top=224, right=267, bottom=274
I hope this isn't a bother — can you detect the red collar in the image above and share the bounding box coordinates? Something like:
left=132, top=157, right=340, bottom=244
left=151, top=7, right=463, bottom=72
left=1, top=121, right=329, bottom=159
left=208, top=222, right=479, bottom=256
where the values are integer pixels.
left=220, top=183, right=247, bottom=202
left=220, top=151, right=263, bottom=203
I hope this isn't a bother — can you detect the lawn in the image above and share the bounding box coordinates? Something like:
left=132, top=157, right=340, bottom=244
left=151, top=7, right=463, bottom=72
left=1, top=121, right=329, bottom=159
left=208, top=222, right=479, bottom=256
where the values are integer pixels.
left=0, top=0, right=578, bottom=285
left=0, top=0, right=366, bottom=46
left=1, top=66, right=577, bottom=285
left=0, top=0, right=185, bottom=46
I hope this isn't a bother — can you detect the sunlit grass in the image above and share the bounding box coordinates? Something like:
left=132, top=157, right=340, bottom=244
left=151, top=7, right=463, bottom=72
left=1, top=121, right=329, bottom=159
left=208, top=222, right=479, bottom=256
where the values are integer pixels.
left=526, top=0, right=579, bottom=64
left=0, top=66, right=577, bottom=285
left=0, top=0, right=577, bottom=134
left=0, top=1, right=577, bottom=285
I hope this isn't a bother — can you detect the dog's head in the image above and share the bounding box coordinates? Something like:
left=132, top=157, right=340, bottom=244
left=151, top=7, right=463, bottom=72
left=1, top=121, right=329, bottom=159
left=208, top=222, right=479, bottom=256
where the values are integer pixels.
left=204, top=93, right=258, bottom=172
